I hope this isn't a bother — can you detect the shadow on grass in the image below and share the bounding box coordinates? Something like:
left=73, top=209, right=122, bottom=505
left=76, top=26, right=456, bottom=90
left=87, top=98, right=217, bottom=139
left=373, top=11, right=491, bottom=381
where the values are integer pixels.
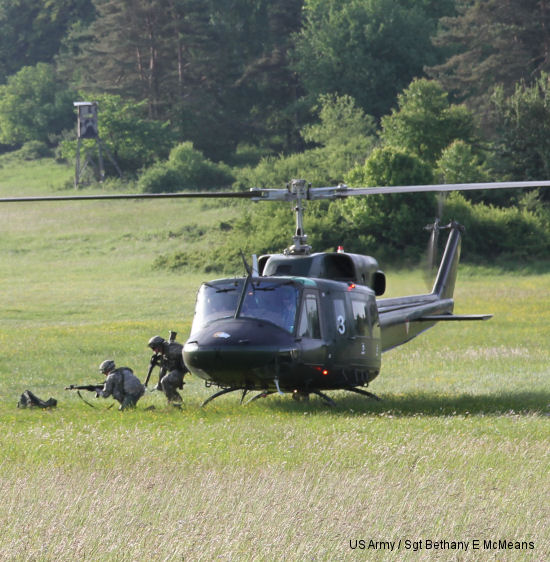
left=258, top=390, right=550, bottom=417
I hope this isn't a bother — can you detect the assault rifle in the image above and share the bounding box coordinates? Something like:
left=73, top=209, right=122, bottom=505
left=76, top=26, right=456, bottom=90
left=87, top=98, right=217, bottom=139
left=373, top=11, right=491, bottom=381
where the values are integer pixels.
left=65, top=382, right=109, bottom=408
left=65, top=383, right=104, bottom=393
left=144, top=330, right=176, bottom=388
left=144, top=353, right=160, bottom=388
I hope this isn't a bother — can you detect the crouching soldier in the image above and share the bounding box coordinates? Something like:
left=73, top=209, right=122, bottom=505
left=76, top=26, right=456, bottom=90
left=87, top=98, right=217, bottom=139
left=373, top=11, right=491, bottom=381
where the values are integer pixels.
left=147, top=333, right=188, bottom=406
left=98, top=360, right=145, bottom=410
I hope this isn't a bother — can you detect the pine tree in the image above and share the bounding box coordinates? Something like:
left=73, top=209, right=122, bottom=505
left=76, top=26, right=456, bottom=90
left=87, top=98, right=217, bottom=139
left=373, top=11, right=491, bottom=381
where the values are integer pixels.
left=428, top=0, right=550, bottom=114
left=70, top=0, right=304, bottom=159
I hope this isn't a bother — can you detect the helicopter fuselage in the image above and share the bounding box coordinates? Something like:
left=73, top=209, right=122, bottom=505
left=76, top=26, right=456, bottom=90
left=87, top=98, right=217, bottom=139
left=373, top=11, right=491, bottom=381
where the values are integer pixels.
left=183, top=276, right=382, bottom=393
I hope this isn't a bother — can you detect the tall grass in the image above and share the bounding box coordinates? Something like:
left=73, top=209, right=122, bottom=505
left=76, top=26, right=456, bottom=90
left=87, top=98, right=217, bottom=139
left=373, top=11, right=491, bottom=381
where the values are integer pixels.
left=1, top=159, right=549, bottom=560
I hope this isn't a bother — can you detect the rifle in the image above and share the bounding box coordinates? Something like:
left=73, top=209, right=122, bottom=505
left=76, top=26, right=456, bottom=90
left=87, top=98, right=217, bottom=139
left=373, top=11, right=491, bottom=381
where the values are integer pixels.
left=65, top=383, right=104, bottom=392
left=144, top=353, right=160, bottom=387
left=65, top=383, right=112, bottom=409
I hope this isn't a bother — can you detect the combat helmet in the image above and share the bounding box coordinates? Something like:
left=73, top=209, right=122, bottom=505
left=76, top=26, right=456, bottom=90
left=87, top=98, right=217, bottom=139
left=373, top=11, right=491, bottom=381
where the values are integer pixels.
left=148, top=335, right=165, bottom=350
left=99, top=359, right=116, bottom=374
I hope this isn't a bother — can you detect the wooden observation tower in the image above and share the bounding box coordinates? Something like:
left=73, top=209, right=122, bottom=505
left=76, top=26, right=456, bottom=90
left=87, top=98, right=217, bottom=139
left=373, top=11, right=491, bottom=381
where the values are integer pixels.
left=73, top=101, right=122, bottom=187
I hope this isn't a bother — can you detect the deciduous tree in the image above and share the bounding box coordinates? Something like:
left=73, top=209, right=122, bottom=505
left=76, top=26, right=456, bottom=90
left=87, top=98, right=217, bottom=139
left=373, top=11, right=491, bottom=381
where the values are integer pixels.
left=0, top=0, right=95, bottom=83
left=380, top=79, right=476, bottom=165
left=0, top=63, right=75, bottom=146
left=489, top=74, right=550, bottom=196
left=342, top=146, right=436, bottom=260
left=292, top=0, right=454, bottom=119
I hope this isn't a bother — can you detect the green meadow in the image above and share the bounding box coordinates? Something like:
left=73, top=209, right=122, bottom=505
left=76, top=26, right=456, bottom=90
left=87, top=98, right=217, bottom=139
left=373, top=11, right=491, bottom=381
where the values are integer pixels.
left=1, top=160, right=549, bottom=561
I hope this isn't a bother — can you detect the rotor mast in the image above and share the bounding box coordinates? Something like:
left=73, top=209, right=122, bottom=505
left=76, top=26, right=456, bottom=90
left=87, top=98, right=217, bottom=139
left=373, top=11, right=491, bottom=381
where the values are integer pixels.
left=287, top=179, right=311, bottom=255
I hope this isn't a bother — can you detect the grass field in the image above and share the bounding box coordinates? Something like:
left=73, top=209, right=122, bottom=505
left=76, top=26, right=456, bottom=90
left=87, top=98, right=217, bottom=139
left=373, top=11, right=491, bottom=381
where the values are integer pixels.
left=1, top=159, right=549, bottom=560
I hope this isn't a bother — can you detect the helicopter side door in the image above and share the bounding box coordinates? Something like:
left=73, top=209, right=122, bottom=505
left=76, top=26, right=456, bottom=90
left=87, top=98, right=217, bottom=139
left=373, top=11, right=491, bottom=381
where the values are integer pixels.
left=349, top=292, right=381, bottom=371
left=330, top=290, right=381, bottom=374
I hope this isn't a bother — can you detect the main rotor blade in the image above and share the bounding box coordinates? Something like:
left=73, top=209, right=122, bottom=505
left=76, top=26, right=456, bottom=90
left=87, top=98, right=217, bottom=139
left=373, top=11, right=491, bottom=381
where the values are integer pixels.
left=0, top=190, right=258, bottom=203
left=2, top=179, right=550, bottom=204
left=311, top=180, right=550, bottom=199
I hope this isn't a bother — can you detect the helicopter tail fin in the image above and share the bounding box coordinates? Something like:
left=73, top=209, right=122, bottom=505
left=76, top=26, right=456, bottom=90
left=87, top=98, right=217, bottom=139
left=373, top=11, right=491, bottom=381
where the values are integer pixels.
left=431, top=221, right=463, bottom=300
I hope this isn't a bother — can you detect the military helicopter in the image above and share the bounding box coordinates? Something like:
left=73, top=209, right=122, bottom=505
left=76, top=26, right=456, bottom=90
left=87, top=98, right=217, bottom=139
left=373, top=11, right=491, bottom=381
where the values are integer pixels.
left=181, top=179, right=508, bottom=406
left=3, top=178, right=550, bottom=406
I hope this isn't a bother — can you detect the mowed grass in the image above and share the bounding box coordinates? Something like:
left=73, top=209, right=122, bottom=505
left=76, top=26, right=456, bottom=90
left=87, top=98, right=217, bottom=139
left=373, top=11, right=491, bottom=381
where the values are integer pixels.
left=1, top=160, right=550, bottom=561
left=0, top=156, right=74, bottom=195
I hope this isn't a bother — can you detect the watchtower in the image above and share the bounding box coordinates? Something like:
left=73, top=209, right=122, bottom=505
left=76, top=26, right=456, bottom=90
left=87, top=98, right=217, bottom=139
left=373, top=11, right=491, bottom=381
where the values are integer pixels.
left=73, top=101, right=122, bottom=187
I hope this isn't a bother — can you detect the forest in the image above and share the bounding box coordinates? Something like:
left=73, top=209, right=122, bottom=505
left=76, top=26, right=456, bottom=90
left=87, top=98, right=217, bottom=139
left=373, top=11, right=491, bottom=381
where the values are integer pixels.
left=2, top=0, right=550, bottom=268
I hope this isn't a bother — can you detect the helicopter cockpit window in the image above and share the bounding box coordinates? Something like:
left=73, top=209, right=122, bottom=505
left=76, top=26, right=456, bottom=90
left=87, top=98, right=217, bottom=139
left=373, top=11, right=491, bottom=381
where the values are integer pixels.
left=298, top=294, right=321, bottom=339
left=240, top=281, right=299, bottom=333
left=192, top=280, right=243, bottom=333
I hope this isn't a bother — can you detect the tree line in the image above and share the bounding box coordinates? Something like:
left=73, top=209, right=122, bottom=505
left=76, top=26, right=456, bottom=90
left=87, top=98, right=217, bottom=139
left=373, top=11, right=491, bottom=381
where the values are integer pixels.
left=2, top=0, right=550, bottom=267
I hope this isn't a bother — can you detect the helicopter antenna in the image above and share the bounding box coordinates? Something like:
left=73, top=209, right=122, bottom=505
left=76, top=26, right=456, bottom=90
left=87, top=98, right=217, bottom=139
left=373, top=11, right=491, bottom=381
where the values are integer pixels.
left=239, top=249, right=252, bottom=276
left=286, top=179, right=312, bottom=255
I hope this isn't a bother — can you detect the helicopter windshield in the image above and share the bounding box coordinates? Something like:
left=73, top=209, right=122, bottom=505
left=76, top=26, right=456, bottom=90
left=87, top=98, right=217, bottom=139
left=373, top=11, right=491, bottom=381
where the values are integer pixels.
left=191, top=279, right=300, bottom=335
left=240, top=280, right=299, bottom=333
left=192, top=280, right=243, bottom=335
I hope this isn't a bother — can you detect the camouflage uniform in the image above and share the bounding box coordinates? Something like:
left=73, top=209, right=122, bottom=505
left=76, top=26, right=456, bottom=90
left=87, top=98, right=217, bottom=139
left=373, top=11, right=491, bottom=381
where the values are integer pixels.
left=99, top=366, right=145, bottom=410
left=149, top=337, right=188, bottom=404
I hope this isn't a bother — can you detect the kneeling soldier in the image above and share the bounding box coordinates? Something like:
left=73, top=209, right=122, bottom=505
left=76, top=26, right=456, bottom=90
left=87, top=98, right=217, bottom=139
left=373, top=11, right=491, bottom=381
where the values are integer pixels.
left=98, top=360, right=145, bottom=410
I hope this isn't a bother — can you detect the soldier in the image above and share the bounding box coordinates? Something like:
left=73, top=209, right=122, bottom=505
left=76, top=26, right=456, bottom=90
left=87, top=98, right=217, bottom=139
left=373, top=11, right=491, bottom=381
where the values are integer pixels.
left=97, top=359, right=145, bottom=410
left=148, top=333, right=188, bottom=406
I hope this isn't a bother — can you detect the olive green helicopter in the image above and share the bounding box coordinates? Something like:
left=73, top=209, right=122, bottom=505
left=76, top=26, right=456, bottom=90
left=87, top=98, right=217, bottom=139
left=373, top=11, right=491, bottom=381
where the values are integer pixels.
left=3, top=178, right=550, bottom=406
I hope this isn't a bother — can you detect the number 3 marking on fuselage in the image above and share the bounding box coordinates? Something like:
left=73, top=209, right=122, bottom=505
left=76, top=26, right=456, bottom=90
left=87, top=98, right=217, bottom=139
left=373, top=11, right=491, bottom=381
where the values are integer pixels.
left=337, top=315, right=346, bottom=334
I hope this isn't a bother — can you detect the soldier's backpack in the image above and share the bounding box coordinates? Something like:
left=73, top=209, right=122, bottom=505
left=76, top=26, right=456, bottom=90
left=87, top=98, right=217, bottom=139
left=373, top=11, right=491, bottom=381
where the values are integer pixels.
left=17, top=389, right=57, bottom=409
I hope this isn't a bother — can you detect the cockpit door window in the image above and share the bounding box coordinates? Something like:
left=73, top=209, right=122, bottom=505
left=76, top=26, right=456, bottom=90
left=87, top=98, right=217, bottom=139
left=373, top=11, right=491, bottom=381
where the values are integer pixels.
left=298, top=294, right=321, bottom=339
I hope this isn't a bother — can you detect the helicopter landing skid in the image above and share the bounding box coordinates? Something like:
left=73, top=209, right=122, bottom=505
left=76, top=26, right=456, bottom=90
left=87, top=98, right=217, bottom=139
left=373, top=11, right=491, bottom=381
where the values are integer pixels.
left=244, top=391, right=276, bottom=404
left=201, top=386, right=379, bottom=407
left=311, top=390, right=337, bottom=407
left=345, top=386, right=382, bottom=401
left=201, top=387, right=275, bottom=407
left=200, top=386, right=242, bottom=407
